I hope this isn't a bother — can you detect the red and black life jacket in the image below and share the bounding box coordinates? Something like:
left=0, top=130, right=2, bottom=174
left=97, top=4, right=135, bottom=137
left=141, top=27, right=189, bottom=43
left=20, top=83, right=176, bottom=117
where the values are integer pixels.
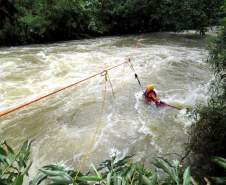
left=144, top=89, right=157, bottom=103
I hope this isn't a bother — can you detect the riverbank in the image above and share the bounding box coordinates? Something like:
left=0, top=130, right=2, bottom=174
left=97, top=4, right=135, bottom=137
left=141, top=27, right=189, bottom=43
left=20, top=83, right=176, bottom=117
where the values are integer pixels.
left=0, top=0, right=223, bottom=46
left=188, top=20, right=226, bottom=180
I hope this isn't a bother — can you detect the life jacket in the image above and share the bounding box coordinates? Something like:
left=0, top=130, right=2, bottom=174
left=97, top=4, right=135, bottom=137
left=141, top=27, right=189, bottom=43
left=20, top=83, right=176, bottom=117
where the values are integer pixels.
left=144, top=89, right=157, bottom=104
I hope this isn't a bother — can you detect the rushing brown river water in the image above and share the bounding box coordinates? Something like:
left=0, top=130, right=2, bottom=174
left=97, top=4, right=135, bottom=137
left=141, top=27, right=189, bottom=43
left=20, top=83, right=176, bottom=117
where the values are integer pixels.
left=0, top=32, right=211, bottom=177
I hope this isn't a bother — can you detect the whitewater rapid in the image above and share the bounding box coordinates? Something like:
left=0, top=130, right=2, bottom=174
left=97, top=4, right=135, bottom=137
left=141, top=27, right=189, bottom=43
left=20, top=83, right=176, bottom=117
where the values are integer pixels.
left=0, top=33, right=211, bottom=175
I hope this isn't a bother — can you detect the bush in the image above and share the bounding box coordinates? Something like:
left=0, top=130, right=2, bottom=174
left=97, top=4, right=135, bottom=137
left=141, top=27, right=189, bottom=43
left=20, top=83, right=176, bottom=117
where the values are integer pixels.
left=0, top=140, right=193, bottom=185
left=30, top=155, right=192, bottom=185
left=0, top=140, right=31, bottom=185
left=189, top=2, right=226, bottom=178
left=0, top=0, right=224, bottom=46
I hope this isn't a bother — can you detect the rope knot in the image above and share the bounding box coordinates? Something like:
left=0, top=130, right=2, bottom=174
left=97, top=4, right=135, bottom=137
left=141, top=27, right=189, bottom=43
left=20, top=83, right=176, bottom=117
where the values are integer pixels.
left=101, top=70, right=108, bottom=82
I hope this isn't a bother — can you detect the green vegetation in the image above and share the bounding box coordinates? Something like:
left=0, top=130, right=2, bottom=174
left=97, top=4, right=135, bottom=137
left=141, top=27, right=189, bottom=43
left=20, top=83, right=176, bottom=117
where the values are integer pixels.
left=0, top=0, right=224, bottom=46
left=0, top=140, right=31, bottom=185
left=101, top=0, right=223, bottom=35
left=2, top=140, right=226, bottom=185
left=189, top=1, right=226, bottom=179
left=211, top=157, right=226, bottom=184
left=0, top=140, right=192, bottom=185
left=30, top=156, right=192, bottom=185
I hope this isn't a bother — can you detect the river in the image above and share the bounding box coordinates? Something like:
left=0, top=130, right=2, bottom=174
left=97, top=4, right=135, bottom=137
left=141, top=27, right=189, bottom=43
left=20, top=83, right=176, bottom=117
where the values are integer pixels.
left=0, top=32, right=211, bottom=176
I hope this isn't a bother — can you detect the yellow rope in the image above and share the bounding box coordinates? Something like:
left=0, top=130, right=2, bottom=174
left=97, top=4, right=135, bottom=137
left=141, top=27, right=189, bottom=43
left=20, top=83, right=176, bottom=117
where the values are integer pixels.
left=72, top=59, right=136, bottom=181
left=106, top=71, right=115, bottom=98
left=74, top=70, right=108, bottom=181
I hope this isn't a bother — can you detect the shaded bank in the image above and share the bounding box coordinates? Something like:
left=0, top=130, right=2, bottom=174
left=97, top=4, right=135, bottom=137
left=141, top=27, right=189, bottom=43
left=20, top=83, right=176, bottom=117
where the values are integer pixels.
left=188, top=4, right=226, bottom=182
left=0, top=0, right=223, bottom=46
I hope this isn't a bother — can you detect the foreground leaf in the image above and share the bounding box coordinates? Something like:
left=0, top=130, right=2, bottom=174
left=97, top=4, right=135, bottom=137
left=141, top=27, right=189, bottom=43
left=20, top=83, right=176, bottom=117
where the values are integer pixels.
left=183, top=167, right=190, bottom=185
left=78, top=175, right=102, bottom=182
left=212, top=156, right=226, bottom=170
left=153, top=157, right=179, bottom=184
left=211, top=177, right=226, bottom=184
left=12, top=175, right=24, bottom=185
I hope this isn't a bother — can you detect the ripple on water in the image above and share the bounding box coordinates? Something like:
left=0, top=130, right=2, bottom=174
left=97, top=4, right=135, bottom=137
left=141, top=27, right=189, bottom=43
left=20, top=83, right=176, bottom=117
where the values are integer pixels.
left=0, top=32, right=211, bottom=174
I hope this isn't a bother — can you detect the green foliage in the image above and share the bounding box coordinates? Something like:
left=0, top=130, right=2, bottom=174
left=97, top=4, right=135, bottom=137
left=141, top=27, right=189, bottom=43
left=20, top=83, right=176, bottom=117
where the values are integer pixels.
left=153, top=158, right=180, bottom=184
left=101, top=0, right=223, bottom=35
left=0, top=0, right=224, bottom=46
left=189, top=0, right=226, bottom=178
left=183, top=167, right=191, bottom=185
left=152, top=157, right=191, bottom=185
left=30, top=164, right=74, bottom=185
left=14, top=0, right=90, bottom=43
left=0, top=140, right=31, bottom=185
left=29, top=155, right=193, bottom=185
left=0, top=140, right=189, bottom=185
left=211, top=156, right=226, bottom=184
left=15, top=140, right=226, bottom=185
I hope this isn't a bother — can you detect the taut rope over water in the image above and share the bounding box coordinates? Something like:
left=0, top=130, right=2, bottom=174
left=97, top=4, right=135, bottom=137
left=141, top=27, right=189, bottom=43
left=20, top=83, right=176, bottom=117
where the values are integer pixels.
left=0, top=59, right=130, bottom=118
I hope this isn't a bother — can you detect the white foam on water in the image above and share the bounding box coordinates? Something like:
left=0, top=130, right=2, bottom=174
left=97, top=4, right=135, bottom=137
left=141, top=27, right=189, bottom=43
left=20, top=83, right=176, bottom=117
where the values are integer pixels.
left=134, top=91, right=164, bottom=153
left=0, top=33, right=212, bottom=175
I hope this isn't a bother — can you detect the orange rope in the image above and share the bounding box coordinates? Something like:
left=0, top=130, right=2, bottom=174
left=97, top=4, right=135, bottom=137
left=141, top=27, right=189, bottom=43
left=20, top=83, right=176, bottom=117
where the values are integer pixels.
left=0, top=59, right=129, bottom=118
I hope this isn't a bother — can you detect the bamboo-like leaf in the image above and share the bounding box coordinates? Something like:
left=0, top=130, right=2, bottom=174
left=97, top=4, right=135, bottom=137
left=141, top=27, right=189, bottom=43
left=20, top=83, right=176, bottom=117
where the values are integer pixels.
left=16, top=140, right=31, bottom=168
left=77, top=175, right=102, bottom=182
left=113, top=174, right=118, bottom=185
left=152, top=157, right=172, bottom=175
left=183, top=167, right=190, bottom=185
left=117, top=175, right=122, bottom=185
left=12, top=175, right=24, bottom=185
left=150, top=173, right=157, bottom=185
left=23, top=161, right=32, bottom=176
left=18, top=141, right=29, bottom=155
left=152, top=157, right=179, bottom=185
left=98, top=159, right=112, bottom=171
left=122, top=177, right=126, bottom=185
left=4, top=141, right=14, bottom=155
left=212, top=156, right=226, bottom=170
left=120, top=165, right=131, bottom=176
left=0, top=144, right=7, bottom=156
left=43, top=164, right=68, bottom=171
left=211, top=176, right=226, bottom=184
left=141, top=175, right=152, bottom=185
left=91, top=163, right=101, bottom=178
left=49, top=174, right=72, bottom=184
left=39, top=168, right=69, bottom=177
left=0, top=153, right=10, bottom=164
left=107, top=172, right=112, bottom=185
left=29, top=173, right=47, bottom=185
left=126, top=166, right=135, bottom=180
left=114, top=155, right=133, bottom=168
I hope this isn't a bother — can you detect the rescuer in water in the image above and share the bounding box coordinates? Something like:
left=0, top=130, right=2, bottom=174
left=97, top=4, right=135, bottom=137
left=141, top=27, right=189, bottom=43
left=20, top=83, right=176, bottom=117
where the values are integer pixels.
left=144, top=84, right=163, bottom=107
